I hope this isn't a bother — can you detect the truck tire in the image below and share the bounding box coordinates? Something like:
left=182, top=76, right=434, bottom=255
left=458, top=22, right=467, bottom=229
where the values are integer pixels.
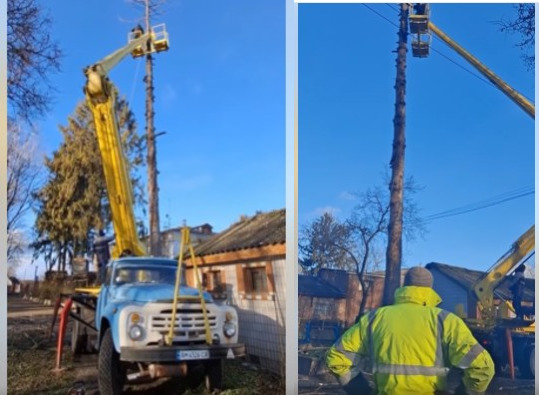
left=516, top=345, right=534, bottom=379
left=98, top=328, right=125, bottom=395
left=204, top=359, right=223, bottom=391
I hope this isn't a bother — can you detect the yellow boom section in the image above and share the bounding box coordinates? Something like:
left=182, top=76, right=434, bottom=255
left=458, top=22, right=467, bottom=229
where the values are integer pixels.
left=473, top=225, right=535, bottom=322
left=427, top=22, right=535, bottom=119
left=86, top=90, right=146, bottom=258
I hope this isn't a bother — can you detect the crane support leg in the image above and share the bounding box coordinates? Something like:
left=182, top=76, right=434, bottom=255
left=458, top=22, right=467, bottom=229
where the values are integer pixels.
left=54, top=298, right=73, bottom=371
left=505, top=328, right=515, bottom=380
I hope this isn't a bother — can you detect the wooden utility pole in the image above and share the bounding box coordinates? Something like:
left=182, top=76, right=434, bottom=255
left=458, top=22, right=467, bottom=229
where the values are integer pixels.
left=383, top=3, right=408, bottom=306
left=143, top=0, right=161, bottom=256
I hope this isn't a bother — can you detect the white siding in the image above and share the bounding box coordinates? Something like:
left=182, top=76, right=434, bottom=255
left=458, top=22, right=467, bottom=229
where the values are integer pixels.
left=431, top=268, right=468, bottom=315
left=206, top=258, right=286, bottom=374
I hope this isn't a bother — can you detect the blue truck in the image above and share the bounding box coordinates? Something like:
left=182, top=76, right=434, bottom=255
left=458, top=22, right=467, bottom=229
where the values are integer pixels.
left=71, top=257, right=245, bottom=394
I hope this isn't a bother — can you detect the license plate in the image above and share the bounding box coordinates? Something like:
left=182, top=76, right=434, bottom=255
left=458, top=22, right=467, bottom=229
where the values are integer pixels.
left=177, top=350, right=210, bottom=360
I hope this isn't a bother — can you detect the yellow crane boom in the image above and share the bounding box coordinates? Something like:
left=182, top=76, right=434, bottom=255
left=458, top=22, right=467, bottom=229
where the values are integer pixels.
left=427, top=22, right=534, bottom=119
left=409, top=7, right=534, bottom=119
left=472, top=225, right=534, bottom=323
left=84, top=26, right=169, bottom=258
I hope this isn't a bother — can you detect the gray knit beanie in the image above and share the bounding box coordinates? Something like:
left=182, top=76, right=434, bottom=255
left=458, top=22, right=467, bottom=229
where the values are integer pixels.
left=403, top=267, right=433, bottom=288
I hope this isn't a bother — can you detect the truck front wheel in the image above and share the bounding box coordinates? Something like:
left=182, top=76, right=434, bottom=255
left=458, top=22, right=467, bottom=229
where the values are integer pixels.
left=98, top=328, right=125, bottom=395
left=204, top=359, right=223, bottom=391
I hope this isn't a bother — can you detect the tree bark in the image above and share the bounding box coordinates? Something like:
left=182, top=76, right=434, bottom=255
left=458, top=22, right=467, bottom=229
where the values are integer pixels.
left=383, top=3, right=408, bottom=306
left=144, top=1, right=161, bottom=256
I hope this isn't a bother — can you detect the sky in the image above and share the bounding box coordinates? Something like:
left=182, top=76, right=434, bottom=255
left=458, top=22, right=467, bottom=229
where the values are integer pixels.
left=13, top=0, right=285, bottom=278
left=298, top=4, right=534, bottom=273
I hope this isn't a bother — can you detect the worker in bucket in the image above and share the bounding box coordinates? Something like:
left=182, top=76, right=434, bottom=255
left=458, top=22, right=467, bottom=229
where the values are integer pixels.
left=93, top=230, right=114, bottom=284
left=326, top=267, right=494, bottom=395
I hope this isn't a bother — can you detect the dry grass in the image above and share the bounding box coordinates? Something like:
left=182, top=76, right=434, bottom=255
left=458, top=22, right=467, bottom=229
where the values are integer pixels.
left=7, top=317, right=76, bottom=395
left=8, top=315, right=284, bottom=394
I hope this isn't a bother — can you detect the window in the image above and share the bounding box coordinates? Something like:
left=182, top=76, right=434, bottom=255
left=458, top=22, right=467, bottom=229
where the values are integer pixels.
left=314, top=300, right=332, bottom=318
left=201, top=269, right=226, bottom=299
left=244, top=267, right=268, bottom=293
left=112, top=264, right=182, bottom=286
left=236, top=262, right=275, bottom=300
left=203, top=270, right=223, bottom=291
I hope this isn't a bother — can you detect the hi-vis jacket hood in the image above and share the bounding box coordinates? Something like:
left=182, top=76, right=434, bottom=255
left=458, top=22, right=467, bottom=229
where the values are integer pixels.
left=393, top=285, right=442, bottom=307
left=326, top=286, right=494, bottom=395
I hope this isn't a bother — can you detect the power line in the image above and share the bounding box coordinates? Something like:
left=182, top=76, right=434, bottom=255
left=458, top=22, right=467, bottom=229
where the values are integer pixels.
left=363, top=4, right=521, bottom=95
left=385, top=3, right=399, bottom=14
left=424, top=186, right=533, bottom=219
left=422, top=187, right=534, bottom=222
left=362, top=4, right=399, bottom=28
left=424, top=189, right=533, bottom=221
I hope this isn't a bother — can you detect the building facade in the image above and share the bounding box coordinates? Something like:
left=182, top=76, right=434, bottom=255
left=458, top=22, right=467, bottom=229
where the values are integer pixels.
left=185, top=209, right=286, bottom=374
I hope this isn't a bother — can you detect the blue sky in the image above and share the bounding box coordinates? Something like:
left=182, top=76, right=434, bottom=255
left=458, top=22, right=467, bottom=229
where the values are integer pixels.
left=15, top=0, right=285, bottom=278
left=298, top=4, right=534, bottom=273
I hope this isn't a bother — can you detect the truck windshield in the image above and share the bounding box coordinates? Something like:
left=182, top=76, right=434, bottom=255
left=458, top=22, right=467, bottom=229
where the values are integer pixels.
left=113, top=265, right=186, bottom=286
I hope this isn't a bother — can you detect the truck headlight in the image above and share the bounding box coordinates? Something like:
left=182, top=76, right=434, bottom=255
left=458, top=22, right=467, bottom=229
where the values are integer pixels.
left=129, top=324, right=144, bottom=340
left=223, top=321, right=236, bottom=338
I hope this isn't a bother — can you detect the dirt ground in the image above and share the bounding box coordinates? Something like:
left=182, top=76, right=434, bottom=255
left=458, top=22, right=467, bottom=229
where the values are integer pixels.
left=7, top=296, right=284, bottom=395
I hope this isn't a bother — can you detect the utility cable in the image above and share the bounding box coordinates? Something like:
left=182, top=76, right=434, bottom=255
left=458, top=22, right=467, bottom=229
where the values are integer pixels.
left=422, top=187, right=534, bottom=222
left=423, top=186, right=533, bottom=219
left=363, top=4, right=530, bottom=98
left=129, top=57, right=142, bottom=106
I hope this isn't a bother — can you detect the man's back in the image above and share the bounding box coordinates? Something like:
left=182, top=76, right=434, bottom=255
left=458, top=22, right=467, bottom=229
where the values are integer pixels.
left=367, top=299, right=448, bottom=394
left=326, top=268, right=494, bottom=395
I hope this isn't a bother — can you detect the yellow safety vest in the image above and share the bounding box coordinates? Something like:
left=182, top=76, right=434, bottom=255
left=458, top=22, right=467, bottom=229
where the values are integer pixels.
left=326, top=286, right=494, bottom=394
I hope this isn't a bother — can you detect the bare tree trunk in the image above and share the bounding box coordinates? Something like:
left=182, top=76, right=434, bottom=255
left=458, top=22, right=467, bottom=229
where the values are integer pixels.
left=383, top=3, right=408, bottom=306
left=144, top=1, right=161, bottom=256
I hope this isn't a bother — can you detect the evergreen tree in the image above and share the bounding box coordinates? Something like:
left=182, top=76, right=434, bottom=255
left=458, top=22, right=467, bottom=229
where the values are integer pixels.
left=33, top=93, right=145, bottom=272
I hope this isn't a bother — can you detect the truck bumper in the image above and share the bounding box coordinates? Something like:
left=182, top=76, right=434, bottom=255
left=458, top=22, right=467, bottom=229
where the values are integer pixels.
left=120, top=343, right=246, bottom=362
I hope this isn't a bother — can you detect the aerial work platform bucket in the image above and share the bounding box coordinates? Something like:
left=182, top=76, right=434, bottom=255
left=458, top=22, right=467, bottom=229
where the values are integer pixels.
left=129, top=23, right=170, bottom=58
left=409, top=3, right=431, bottom=58
left=409, top=3, right=430, bottom=33
left=412, top=41, right=430, bottom=58
left=409, top=15, right=429, bottom=35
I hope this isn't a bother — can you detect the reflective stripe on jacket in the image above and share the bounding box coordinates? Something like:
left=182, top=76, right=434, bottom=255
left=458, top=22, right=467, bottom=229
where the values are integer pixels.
left=326, top=286, right=495, bottom=394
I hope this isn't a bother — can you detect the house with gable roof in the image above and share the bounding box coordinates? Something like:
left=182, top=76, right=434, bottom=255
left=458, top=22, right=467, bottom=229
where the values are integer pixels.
left=426, top=262, right=534, bottom=318
left=185, top=209, right=286, bottom=374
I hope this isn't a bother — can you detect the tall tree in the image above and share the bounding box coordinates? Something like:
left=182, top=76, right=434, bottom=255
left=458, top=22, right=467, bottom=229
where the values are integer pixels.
left=384, top=3, right=409, bottom=307
left=7, top=120, right=42, bottom=266
left=33, top=94, right=145, bottom=272
left=132, top=0, right=166, bottom=256
left=7, top=0, right=62, bottom=119
left=498, top=4, right=535, bottom=71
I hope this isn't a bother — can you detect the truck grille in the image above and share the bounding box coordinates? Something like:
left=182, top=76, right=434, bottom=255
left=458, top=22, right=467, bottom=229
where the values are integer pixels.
left=150, top=308, right=217, bottom=338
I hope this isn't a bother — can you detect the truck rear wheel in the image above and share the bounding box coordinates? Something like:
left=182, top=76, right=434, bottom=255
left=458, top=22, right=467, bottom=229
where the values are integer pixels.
left=98, top=328, right=125, bottom=395
left=204, top=359, right=223, bottom=391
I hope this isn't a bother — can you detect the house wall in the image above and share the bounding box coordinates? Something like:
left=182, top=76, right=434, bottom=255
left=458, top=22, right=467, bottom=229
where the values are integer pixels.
left=430, top=268, right=469, bottom=316
left=298, top=295, right=346, bottom=324
left=342, top=274, right=384, bottom=327
left=187, top=255, right=286, bottom=374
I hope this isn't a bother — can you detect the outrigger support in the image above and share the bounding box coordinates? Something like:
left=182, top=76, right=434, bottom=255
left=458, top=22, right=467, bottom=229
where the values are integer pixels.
left=51, top=292, right=99, bottom=371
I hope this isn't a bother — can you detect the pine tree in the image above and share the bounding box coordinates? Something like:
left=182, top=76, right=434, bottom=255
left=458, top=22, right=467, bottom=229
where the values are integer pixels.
left=33, top=93, right=144, bottom=272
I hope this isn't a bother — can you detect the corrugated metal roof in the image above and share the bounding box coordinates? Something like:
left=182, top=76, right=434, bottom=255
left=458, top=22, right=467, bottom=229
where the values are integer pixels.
left=193, top=209, right=285, bottom=257
left=426, top=262, right=534, bottom=301
left=298, top=275, right=346, bottom=298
